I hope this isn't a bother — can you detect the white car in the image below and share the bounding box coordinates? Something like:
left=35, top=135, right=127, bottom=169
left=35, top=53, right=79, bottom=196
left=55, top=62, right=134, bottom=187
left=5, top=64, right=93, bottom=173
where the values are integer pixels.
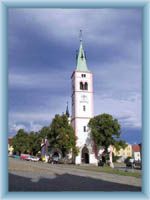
left=30, top=156, right=40, bottom=162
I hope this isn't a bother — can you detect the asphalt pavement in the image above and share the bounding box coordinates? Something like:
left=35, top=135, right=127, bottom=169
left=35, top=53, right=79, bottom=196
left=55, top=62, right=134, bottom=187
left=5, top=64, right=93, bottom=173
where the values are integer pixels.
left=8, top=158, right=141, bottom=191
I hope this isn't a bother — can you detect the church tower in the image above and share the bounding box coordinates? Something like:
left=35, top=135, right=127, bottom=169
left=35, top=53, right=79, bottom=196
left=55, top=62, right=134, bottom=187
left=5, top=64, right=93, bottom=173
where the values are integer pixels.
left=71, top=32, right=98, bottom=165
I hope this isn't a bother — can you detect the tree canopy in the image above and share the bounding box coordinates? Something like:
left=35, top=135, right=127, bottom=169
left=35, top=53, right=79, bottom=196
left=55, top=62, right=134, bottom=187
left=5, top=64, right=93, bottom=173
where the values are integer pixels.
left=12, top=114, right=77, bottom=157
left=88, top=113, right=126, bottom=151
left=48, top=114, right=77, bottom=156
left=12, top=129, right=29, bottom=154
left=12, top=113, right=126, bottom=158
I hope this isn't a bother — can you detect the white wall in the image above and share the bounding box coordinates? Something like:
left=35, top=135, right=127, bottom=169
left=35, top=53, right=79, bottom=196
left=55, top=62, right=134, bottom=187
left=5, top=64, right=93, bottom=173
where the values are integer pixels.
left=71, top=71, right=97, bottom=164
left=133, top=152, right=141, bottom=161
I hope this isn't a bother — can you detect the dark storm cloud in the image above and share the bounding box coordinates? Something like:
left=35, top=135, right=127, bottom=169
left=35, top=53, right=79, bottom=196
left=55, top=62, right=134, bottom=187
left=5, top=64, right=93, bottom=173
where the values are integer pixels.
left=8, top=8, right=142, bottom=142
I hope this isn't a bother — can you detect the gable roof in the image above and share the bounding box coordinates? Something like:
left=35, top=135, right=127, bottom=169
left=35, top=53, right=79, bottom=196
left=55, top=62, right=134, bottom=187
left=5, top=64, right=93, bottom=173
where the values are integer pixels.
left=132, top=144, right=140, bottom=152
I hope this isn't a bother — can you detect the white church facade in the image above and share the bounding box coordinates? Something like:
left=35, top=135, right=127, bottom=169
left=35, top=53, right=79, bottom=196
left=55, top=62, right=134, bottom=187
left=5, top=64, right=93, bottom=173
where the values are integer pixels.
left=71, top=36, right=98, bottom=165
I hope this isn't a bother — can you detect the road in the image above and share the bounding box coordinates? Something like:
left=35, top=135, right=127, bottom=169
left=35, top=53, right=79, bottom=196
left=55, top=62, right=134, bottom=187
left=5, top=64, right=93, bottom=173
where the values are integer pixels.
left=8, top=158, right=141, bottom=191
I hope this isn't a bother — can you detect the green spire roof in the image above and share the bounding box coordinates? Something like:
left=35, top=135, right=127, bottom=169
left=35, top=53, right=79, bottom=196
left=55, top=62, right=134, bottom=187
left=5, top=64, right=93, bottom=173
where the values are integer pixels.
left=76, top=41, right=89, bottom=72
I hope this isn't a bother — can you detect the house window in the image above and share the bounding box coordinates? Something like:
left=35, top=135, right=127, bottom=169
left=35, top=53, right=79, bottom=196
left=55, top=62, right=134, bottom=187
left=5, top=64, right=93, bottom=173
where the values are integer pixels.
left=83, top=105, right=86, bottom=111
left=83, top=126, right=86, bottom=132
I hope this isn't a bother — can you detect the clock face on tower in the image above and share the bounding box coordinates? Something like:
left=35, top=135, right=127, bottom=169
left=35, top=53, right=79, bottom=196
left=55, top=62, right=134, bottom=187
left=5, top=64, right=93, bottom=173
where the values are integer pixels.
left=80, top=94, right=88, bottom=103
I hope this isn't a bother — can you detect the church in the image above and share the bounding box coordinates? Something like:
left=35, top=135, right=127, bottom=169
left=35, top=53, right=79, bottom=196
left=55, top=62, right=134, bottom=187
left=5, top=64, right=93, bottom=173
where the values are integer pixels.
left=71, top=33, right=98, bottom=165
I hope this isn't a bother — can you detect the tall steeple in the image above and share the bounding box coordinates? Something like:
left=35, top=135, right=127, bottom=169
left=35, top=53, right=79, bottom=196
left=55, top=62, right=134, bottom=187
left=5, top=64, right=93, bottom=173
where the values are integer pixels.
left=71, top=31, right=97, bottom=165
left=66, top=101, right=70, bottom=118
left=76, top=30, right=89, bottom=72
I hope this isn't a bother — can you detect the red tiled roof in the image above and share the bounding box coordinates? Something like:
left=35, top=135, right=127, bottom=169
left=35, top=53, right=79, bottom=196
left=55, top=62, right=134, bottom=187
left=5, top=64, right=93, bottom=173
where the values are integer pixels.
left=132, top=144, right=140, bottom=152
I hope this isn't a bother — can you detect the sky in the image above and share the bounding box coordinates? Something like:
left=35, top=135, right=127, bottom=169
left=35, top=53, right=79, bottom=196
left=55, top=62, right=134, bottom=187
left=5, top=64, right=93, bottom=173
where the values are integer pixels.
left=8, top=8, right=142, bottom=144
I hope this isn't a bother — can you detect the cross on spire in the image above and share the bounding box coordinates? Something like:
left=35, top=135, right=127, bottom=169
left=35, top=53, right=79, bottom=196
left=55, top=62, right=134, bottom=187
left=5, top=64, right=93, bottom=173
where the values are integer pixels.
left=76, top=30, right=89, bottom=72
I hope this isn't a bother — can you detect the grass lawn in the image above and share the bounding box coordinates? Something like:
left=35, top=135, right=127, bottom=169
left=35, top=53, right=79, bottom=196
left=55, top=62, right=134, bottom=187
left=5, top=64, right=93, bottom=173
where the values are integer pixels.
left=73, top=165, right=141, bottom=178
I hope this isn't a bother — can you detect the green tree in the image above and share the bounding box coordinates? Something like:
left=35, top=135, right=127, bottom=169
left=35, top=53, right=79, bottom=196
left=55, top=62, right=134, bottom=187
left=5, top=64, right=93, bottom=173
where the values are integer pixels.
left=12, top=129, right=29, bottom=155
left=28, top=131, right=41, bottom=155
left=114, top=140, right=127, bottom=151
left=39, top=126, right=50, bottom=139
left=48, top=114, right=77, bottom=157
left=88, top=113, right=126, bottom=151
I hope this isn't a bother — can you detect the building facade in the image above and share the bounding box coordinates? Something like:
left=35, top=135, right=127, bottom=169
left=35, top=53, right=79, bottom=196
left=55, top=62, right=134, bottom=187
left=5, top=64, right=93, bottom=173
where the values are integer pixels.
left=8, top=137, right=14, bottom=155
left=132, top=144, right=141, bottom=161
left=113, top=144, right=132, bottom=162
left=71, top=38, right=97, bottom=165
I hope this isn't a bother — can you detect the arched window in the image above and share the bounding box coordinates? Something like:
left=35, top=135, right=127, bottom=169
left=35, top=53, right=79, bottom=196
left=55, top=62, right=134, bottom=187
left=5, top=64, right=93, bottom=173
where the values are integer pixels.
left=80, top=82, right=84, bottom=90
left=84, top=82, right=88, bottom=90
left=83, top=105, right=86, bottom=111
left=83, top=126, right=86, bottom=132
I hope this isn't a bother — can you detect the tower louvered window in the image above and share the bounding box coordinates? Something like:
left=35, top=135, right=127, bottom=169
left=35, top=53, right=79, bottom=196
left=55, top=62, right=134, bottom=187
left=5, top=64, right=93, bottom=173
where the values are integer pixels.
left=84, top=82, right=88, bottom=90
left=80, top=82, right=88, bottom=90
left=80, top=82, right=84, bottom=90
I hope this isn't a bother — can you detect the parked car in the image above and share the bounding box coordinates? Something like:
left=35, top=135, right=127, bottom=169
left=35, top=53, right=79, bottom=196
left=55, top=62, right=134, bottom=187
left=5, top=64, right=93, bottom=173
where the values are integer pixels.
left=133, top=160, right=142, bottom=169
left=20, top=154, right=30, bottom=160
left=126, top=158, right=134, bottom=168
left=12, top=155, right=20, bottom=159
left=52, top=155, right=59, bottom=164
left=23, top=155, right=40, bottom=162
left=25, top=155, right=32, bottom=161
left=30, top=156, right=40, bottom=162
left=126, top=158, right=141, bottom=169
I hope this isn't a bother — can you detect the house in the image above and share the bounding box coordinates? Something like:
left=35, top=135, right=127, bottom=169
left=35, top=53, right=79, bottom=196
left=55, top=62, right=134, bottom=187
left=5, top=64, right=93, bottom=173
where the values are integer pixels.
left=132, top=144, right=141, bottom=161
left=113, top=144, right=132, bottom=162
left=8, top=137, right=14, bottom=155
